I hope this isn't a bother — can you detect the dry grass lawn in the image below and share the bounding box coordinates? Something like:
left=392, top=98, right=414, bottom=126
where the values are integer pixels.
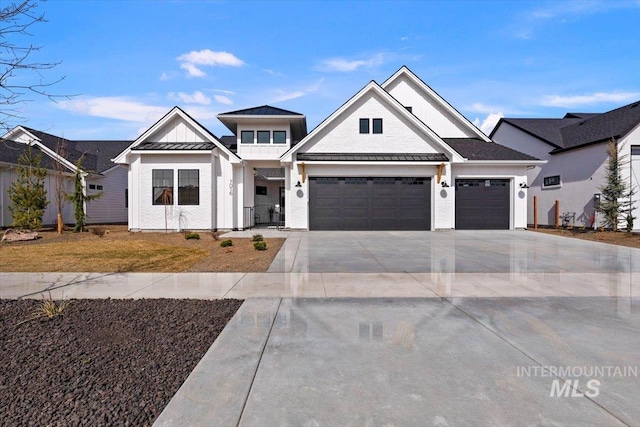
left=0, top=225, right=284, bottom=273
left=532, top=227, right=640, bottom=249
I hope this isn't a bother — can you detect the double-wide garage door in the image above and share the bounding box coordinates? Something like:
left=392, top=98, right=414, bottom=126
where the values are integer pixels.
left=309, top=177, right=431, bottom=230
left=455, top=179, right=510, bottom=229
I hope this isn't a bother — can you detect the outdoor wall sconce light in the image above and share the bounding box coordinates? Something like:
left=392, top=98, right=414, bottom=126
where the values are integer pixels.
left=441, top=181, right=449, bottom=188
left=519, top=182, right=530, bottom=189
left=295, top=181, right=302, bottom=188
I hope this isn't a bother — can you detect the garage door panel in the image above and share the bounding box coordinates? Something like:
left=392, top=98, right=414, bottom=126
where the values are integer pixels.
left=455, top=179, right=509, bottom=230
left=309, top=177, right=430, bottom=230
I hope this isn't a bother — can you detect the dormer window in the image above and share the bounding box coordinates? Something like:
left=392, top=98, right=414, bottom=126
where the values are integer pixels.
left=273, top=131, right=286, bottom=144
left=257, top=131, right=270, bottom=144
left=241, top=130, right=254, bottom=144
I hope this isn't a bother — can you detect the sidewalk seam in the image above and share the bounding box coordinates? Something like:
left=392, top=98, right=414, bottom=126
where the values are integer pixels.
left=222, top=273, right=248, bottom=299
left=235, top=297, right=282, bottom=426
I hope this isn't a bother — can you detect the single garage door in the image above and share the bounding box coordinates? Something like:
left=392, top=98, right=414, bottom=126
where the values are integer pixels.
left=455, top=179, right=510, bottom=229
left=309, top=177, right=431, bottom=230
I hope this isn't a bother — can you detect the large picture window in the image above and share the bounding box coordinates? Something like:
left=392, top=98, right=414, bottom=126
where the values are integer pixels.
left=153, top=169, right=173, bottom=205
left=178, top=169, right=199, bottom=205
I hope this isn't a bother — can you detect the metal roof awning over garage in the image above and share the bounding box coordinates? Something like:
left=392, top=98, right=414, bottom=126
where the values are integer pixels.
left=296, top=153, right=449, bottom=162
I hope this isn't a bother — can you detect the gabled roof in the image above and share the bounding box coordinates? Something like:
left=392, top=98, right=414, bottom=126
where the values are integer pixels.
left=2, top=126, right=131, bottom=173
left=491, top=100, right=640, bottom=154
left=113, top=106, right=240, bottom=164
left=218, top=105, right=303, bottom=116
left=382, top=66, right=492, bottom=142
left=0, top=138, right=61, bottom=170
left=443, top=138, right=539, bottom=161
left=282, top=79, right=465, bottom=163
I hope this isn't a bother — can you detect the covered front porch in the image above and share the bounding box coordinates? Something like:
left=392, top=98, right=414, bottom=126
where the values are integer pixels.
left=243, top=166, right=286, bottom=229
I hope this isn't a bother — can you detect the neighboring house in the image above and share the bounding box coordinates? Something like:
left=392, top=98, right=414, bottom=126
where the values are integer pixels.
left=115, top=66, right=542, bottom=231
left=491, top=101, right=640, bottom=229
left=0, top=127, right=131, bottom=227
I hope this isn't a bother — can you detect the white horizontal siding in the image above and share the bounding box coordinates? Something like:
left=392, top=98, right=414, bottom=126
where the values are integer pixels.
left=85, top=166, right=128, bottom=224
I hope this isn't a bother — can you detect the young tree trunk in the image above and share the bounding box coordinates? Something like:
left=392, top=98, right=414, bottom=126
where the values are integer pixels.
left=57, top=213, right=64, bottom=233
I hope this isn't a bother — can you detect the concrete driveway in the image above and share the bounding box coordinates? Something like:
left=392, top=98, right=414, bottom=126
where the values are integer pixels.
left=266, top=230, right=640, bottom=273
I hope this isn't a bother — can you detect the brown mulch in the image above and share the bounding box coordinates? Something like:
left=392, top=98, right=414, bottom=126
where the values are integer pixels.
left=0, top=298, right=243, bottom=427
left=532, top=227, right=640, bottom=249
left=0, top=225, right=284, bottom=272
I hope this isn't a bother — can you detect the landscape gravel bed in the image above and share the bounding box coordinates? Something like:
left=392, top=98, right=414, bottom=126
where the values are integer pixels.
left=0, top=298, right=242, bottom=426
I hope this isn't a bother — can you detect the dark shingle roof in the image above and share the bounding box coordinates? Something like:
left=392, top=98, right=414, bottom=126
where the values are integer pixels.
left=296, top=153, right=449, bottom=162
left=131, top=142, right=215, bottom=151
left=493, top=100, right=640, bottom=153
left=219, top=135, right=237, bottom=153
left=444, top=138, right=539, bottom=161
left=218, top=105, right=303, bottom=116
left=21, top=127, right=131, bottom=173
left=0, top=139, right=64, bottom=170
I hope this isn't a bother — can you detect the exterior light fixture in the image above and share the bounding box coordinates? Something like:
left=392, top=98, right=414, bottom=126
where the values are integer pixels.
left=295, top=181, right=302, bottom=188
left=441, top=181, right=449, bottom=188
left=519, top=182, right=529, bottom=189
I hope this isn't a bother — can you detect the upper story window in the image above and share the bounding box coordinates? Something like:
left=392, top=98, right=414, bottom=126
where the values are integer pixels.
left=273, top=131, right=286, bottom=144
left=372, top=118, right=383, bottom=134
left=152, top=169, right=174, bottom=205
left=359, top=118, right=369, bottom=134
left=241, top=130, right=254, bottom=144
left=257, top=131, right=270, bottom=144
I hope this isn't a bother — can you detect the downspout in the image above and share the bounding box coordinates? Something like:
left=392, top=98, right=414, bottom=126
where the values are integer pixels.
left=81, top=172, right=88, bottom=222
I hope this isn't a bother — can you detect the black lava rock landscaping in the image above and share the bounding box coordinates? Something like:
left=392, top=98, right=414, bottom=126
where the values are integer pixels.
left=0, top=298, right=242, bottom=426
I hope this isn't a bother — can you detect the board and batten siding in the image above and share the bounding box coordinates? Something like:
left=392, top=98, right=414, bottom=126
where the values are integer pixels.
left=85, top=165, right=128, bottom=224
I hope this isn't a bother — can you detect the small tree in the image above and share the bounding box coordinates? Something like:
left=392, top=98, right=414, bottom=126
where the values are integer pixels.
left=160, top=188, right=173, bottom=233
left=53, top=139, right=68, bottom=233
left=597, top=138, right=635, bottom=232
left=8, top=145, right=49, bottom=229
left=66, top=159, right=101, bottom=232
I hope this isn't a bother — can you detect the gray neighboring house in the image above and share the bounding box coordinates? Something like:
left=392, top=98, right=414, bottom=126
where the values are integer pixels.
left=1, top=127, right=131, bottom=227
left=491, top=100, right=640, bottom=228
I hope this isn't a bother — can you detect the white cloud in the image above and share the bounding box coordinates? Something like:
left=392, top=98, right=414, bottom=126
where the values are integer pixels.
left=272, top=91, right=305, bottom=103
left=159, top=72, right=170, bottom=81
left=168, top=91, right=211, bottom=105
left=214, top=95, right=233, bottom=105
left=57, top=96, right=167, bottom=123
left=176, top=49, right=245, bottom=78
left=473, top=112, right=504, bottom=135
left=318, top=53, right=385, bottom=72
left=464, top=102, right=506, bottom=114
left=180, top=62, right=206, bottom=78
left=541, top=91, right=640, bottom=108
left=212, top=88, right=236, bottom=95
left=270, top=78, right=324, bottom=104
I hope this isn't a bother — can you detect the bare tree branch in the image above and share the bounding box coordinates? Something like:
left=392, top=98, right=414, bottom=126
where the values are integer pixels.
left=1, top=0, right=70, bottom=132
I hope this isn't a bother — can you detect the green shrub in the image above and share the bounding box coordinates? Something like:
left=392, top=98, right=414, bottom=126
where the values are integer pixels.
left=253, top=241, right=267, bottom=251
left=185, top=232, right=200, bottom=240
left=252, top=234, right=264, bottom=242
left=220, top=239, right=233, bottom=247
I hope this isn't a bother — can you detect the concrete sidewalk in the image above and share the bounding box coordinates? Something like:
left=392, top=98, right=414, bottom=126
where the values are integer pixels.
left=1, top=271, right=637, bottom=299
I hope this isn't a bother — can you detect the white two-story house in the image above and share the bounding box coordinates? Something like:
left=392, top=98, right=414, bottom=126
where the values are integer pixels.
left=114, top=66, right=543, bottom=231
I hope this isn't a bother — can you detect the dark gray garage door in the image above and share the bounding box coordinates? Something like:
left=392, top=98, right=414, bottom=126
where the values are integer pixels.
left=455, top=179, right=510, bottom=230
left=309, top=177, right=431, bottom=230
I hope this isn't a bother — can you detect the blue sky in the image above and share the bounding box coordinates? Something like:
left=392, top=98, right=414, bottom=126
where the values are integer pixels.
left=11, top=0, right=640, bottom=140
